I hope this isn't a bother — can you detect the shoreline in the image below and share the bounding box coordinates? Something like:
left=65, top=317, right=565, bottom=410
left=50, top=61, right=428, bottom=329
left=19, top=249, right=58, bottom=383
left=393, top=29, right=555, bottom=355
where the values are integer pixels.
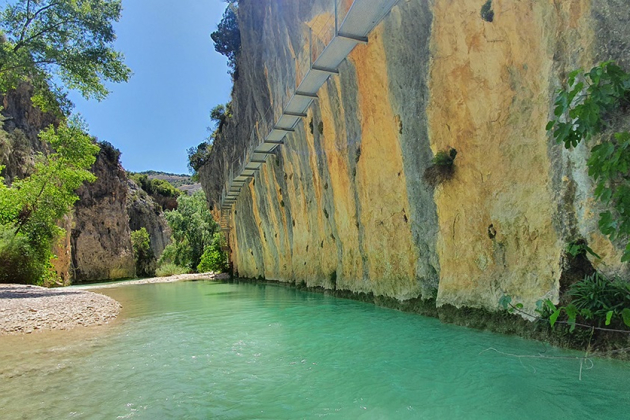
left=77, top=272, right=230, bottom=290
left=0, top=272, right=228, bottom=335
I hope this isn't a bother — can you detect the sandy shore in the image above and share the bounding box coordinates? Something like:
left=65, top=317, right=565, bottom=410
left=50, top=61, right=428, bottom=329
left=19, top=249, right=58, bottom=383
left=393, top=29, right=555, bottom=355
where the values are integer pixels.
left=78, top=272, right=229, bottom=290
left=0, top=272, right=229, bottom=335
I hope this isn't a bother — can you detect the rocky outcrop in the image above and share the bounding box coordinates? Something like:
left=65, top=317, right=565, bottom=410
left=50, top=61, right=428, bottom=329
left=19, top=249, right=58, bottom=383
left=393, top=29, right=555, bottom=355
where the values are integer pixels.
left=126, top=179, right=171, bottom=258
left=0, top=83, right=57, bottom=183
left=1, top=86, right=173, bottom=283
left=200, top=0, right=630, bottom=314
left=70, top=147, right=135, bottom=282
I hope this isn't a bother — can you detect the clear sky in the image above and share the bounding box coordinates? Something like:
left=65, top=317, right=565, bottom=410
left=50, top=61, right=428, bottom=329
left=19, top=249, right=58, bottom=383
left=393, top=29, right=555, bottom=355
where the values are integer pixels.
left=69, top=0, right=233, bottom=175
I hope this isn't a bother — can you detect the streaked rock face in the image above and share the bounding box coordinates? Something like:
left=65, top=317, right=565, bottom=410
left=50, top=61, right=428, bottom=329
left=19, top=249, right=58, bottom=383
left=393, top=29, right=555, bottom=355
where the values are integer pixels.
left=71, top=148, right=135, bottom=283
left=201, top=0, right=630, bottom=312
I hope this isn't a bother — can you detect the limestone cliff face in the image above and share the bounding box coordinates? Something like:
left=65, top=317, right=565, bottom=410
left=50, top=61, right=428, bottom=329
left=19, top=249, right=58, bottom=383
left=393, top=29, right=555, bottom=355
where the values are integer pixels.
left=0, top=83, right=57, bottom=183
left=1, top=86, right=172, bottom=283
left=71, top=148, right=135, bottom=282
left=127, top=179, right=171, bottom=258
left=201, top=0, right=630, bottom=312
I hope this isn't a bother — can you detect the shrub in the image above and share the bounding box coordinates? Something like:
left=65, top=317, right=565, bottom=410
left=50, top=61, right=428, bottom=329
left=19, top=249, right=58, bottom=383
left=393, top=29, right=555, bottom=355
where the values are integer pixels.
left=569, top=273, right=630, bottom=322
left=423, top=148, right=457, bottom=187
left=0, top=119, right=99, bottom=285
left=131, top=228, right=155, bottom=278
left=547, top=61, right=630, bottom=262
left=0, top=228, right=43, bottom=284
left=197, top=233, right=229, bottom=273
left=187, top=142, right=213, bottom=173
left=98, top=140, right=121, bottom=164
left=155, top=263, right=189, bottom=277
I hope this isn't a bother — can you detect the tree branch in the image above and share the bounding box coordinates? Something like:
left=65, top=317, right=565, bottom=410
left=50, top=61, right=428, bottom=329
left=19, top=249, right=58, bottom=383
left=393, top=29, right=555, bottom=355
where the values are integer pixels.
left=14, top=1, right=63, bottom=52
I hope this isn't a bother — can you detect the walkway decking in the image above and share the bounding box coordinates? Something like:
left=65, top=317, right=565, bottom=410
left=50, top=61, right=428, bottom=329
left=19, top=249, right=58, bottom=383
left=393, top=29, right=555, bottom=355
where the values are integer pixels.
left=220, top=0, right=400, bottom=231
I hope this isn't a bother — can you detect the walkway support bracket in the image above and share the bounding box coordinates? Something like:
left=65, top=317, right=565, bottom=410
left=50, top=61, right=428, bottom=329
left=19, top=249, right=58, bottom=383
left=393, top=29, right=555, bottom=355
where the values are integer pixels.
left=337, top=32, right=368, bottom=44
left=295, top=91, right=318, bottom=99
left=312, top=65, right=339, bottom=74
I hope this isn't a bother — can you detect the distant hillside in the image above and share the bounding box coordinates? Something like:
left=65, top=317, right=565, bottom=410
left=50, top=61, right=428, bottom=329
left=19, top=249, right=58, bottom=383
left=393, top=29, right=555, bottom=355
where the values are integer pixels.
left=131, top=171, right=202, bottom=195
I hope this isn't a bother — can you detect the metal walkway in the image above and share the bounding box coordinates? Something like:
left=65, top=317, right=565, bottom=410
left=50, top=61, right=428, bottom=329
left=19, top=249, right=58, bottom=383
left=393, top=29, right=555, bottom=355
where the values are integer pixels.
left=219, top=0, right=400, bottom=231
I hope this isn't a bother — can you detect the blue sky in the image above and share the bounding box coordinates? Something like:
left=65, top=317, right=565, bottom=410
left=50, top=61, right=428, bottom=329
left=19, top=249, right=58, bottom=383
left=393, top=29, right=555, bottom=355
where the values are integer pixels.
left=69, top=0, right=233, bottom=175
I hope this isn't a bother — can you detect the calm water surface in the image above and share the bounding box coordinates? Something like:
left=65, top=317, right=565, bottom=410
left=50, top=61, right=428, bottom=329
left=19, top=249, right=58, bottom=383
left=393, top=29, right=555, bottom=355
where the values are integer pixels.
left=0, top=281, right=629, bottom=419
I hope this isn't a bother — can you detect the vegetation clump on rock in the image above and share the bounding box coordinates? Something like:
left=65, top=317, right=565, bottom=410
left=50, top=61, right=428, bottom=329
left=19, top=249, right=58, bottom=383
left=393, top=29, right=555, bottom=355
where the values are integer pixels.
left=423, top=148, right=457, bottom=187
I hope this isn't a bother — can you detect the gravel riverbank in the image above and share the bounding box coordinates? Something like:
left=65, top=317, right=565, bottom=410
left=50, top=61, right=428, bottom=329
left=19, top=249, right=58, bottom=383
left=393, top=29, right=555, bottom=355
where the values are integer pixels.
left=0, top=272, right=229, bottom=335
left=0, top=285, right=121, bottom=335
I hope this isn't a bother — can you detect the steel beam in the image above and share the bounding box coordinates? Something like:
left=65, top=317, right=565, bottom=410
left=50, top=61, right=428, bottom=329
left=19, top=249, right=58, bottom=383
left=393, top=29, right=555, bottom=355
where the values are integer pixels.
left=295, top=91, right=318, bottom=99
left=337, top=32, right=368, bottom=44
left=284, top=111, right=307, bottom=118
left=312, top=65, right=339, bottom=74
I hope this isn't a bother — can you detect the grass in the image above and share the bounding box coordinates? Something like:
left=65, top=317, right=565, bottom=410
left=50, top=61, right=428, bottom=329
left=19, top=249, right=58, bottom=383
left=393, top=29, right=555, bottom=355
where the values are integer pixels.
left=155, top=263, right=190, bottom=277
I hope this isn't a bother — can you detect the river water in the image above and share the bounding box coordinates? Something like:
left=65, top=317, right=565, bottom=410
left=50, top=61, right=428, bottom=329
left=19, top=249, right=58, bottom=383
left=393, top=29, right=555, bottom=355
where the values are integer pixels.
left=0, top=281, right=628, bottom=419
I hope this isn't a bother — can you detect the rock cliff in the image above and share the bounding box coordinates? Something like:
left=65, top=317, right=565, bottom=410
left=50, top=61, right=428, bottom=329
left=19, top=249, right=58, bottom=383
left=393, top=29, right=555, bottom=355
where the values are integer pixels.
left=127, top=179, right=171, bottom=258
left=70, top=146, right=135, bottom=282
left=1, top=86, right=170, bottom=283
left=200, top=0, right=630, bottom=313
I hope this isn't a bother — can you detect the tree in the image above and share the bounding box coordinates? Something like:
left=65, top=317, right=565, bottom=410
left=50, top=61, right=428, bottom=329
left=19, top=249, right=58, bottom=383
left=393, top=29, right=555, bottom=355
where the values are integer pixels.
left=0, top=117, right=100, bottom=284
left=159, top=190, right=219, bottom=271
left=0, top=0, right=131, bottom=106
left=187, top=141, right=212, bottom=174
left=131, top=227, right=155, bottom=277
left=210, top=2, right=240, bottom=77
left=197, top=232, right=228, bottom=273
left=547, top=61, right=630, bottom=262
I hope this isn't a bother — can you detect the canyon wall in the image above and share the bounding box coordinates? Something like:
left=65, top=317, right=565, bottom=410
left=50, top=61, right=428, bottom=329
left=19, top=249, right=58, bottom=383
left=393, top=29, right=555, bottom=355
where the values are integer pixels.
left=1, top=86, right=171, bottom=283
left=71, top=147, right=136, bottom=282
left=200, top=0, right=630, bottom=313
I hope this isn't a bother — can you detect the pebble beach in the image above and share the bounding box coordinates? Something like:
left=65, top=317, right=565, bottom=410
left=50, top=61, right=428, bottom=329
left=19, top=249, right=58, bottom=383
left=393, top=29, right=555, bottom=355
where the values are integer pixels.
left=0, top=272, right=229, bottom=335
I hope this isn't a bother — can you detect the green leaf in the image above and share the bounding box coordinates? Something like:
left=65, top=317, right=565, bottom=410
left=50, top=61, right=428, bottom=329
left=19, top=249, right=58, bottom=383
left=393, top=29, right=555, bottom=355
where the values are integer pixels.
left=621, top=308, right=630, bottom=327
left=565, top=304, right=578, bottom=332
left=584, top=245, right=602, bottom=260
left=605, top=310, right=614, bottom=326
left=546, top=120, right=555, bottom=131
left=549, top=309, right=561, bottom=328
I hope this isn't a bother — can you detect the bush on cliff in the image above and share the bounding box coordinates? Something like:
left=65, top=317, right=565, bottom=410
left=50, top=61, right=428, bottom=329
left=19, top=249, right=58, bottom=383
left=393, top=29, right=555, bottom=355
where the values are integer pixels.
left=211, top=1, right=240, bottom=78
left=548, top=61, right=630, bottom=262
left=129, top=174, right=181, bottom=211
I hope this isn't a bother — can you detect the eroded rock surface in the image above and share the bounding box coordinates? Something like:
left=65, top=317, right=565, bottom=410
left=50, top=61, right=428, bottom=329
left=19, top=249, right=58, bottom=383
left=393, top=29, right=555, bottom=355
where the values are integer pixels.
left=200, top=0, right=630, bottom=313
left=71, top=148, right=135, bottom=282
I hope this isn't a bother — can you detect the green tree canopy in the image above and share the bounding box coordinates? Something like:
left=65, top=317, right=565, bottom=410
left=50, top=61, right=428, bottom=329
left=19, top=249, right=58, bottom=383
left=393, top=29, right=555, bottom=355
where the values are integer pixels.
left=131, top=227, right=155, bottom=278
left=548, top=61, right=630, bottom=262
left=160, top=190, right=219, bottom=271
left=210, top=2, right=240, bottom=76
left=0, top=0, right=131, bottom=106
left=0, top=117, right=100, bottom=284
left=187, top=141, right=212, bottom=174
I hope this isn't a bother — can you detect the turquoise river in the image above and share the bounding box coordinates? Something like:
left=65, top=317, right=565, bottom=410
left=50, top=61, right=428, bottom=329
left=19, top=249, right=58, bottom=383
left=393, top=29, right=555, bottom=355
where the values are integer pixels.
left=1, top=281, right=629, bottom=419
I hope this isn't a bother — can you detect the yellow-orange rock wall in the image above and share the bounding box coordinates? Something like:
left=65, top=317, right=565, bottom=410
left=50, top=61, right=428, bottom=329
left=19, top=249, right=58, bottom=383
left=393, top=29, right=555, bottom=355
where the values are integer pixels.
left=215, top=0, right=630, bottom=312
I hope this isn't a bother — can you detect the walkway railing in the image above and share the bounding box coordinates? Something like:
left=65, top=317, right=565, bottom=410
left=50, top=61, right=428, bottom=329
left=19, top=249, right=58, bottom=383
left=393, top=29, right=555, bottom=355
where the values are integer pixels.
left=220, top=0, right=400, bottom=231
